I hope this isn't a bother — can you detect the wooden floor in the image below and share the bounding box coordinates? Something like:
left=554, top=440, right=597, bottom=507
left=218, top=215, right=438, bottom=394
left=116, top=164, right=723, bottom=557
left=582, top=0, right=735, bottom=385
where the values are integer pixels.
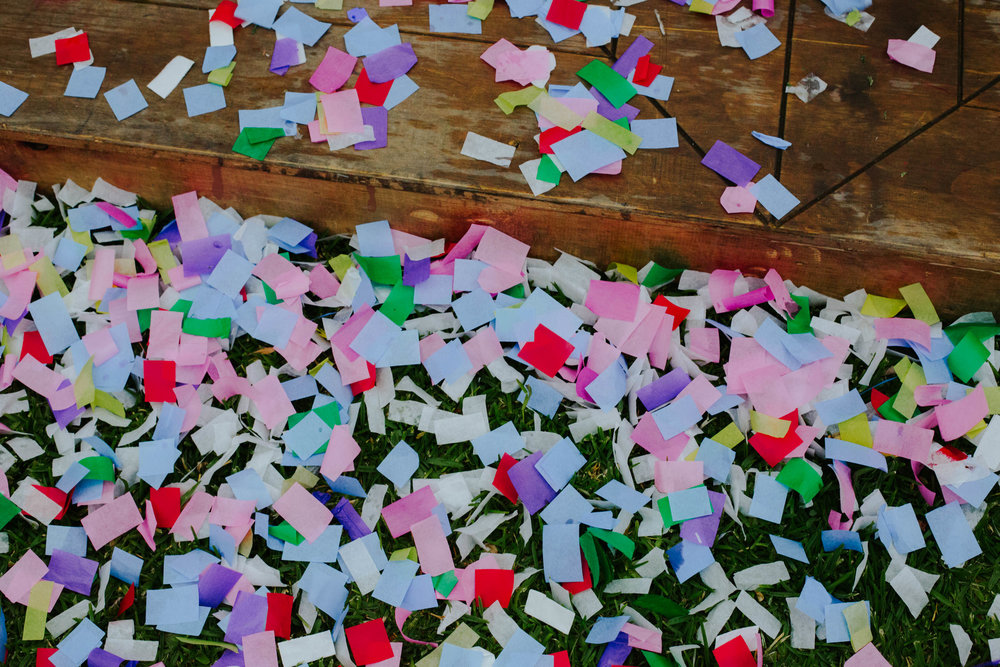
left=1, top=0, right=998, bottom=316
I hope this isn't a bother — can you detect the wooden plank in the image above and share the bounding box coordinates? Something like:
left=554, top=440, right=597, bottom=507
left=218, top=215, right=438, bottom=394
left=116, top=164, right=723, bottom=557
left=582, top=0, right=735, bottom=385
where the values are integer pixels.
left=778, top=0, right=959, bottom=212
left=963, top=0, right=1000, bottom=95
left=775, top=104, right=1000, bottom=312
left=966, top=80, right=1000, bottom=112
left=119, top=0, right=616, bottom=56
left=624, top=3, right=786, bottom=175
left=7, top=135, right=997, bottom=319
left=0, top=0, right=737, bottom=226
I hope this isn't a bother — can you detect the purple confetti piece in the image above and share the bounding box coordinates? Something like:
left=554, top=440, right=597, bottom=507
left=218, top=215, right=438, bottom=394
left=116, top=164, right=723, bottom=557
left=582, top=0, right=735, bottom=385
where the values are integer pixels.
left=43, top=549, right=98, bottom=595
left=181, top=235, right=232, bottom=276
left=270, top=37, right=300, bottom=75
left=364, top=43, right=417, bottom=84
left=612, top=35, right=654, bottom=76
left=507, top=451, right=557, bottom=515
left=198, top=563, right=243, bottom=607
left=355, top=106, right=388, bottom=151
left=332, top=497, right=371, bottom=540
left=223, top=591, right=267, bottom=644
left=588, top=86, right=639, bottom=122
left=636, top=367, right=691, bottom=411
left=403, top=254, right=431, bottom=286
left=701, top=140, right=762, bottom=187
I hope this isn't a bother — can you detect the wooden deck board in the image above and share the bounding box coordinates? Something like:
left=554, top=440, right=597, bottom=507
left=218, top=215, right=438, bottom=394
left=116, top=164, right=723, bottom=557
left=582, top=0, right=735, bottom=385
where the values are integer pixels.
left=963, top=0, right=1000, bottom=95
left=778, top=0, right=959, bottom=212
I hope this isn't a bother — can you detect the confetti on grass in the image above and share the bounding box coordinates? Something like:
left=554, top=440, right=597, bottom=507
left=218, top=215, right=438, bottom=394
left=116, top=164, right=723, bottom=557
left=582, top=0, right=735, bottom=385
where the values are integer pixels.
left=0, top=170, right=999, bottom=665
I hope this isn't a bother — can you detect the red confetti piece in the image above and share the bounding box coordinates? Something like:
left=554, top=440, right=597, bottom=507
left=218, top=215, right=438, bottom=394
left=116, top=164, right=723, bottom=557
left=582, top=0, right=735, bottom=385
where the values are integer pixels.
left=518, top=324, right=574, bottom=377
left=143, top=359, right=177, bottom=403
left=345, top=619, right=394, bottom=665
left=54, top=33, right=90, bottom=66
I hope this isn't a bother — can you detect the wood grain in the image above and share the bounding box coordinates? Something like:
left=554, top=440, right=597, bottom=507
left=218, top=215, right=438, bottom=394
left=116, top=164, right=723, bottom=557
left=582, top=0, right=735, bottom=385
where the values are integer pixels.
left=963, top=0, right=1000, bottom=95
left=778, top=0, right=959, bottom=213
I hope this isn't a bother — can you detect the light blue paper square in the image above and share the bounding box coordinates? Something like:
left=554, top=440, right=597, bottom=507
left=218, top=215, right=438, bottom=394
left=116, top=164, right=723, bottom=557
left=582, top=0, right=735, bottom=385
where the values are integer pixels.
left=184, top=83, right=227, bottom=118
left=104, top=79, right=148, bottom=121
left=64, top=66, right=106, bottom=99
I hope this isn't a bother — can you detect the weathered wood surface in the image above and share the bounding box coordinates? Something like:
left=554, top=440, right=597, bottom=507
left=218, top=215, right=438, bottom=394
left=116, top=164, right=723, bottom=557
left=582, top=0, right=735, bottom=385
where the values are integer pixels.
left=1, top=0, right=998, bottom=317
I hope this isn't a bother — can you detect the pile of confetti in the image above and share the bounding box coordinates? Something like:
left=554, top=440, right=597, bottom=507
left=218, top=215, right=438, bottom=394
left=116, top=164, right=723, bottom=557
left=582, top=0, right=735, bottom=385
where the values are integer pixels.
left=0, top=169, right=998, bottom=666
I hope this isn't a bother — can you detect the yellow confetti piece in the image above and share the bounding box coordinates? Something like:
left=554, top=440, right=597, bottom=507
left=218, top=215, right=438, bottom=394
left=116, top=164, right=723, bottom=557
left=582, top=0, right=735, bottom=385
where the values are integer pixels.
left=714, top=422, right=745, bottom=448
left=608, top=263, right=638, bottom=284
left=751, top=411, right=791, bottom=438
left=860, top=294, right=906, bottom=318
left=689, top=0, right=715, bottom=13
left=208, top=62, right=236, bottom=87
left=23, top=579, right=54, bottom=641
left=467, top=0, right=493, bottom=20
left=148, top=239, right=179, bottom=280
left=94, top=389, right=126, bottom=418
left=316, top=0, right=342, bottom=9
left=495, top=86, right=544, bottom=115
left=581, top=112, right=643, bottom=154
left=286, top=466, right=320, bottom=492
left=843, top=601, right=873, bottom=653
left=967, top=420, right=989, bottom=439
left=70, top=229, right=94, bottom=253
left=892, top=361, right=925, bottom=419
left=390, top=547, right=419, bottom=562
left=985, top=387, right=1000, bottom=414
left=527, top=92, right=583, bottom=131
left=898, top=283, right=940, bottom=325
left=30, top=255, right=69, bottom=296
left=329, top=254, right=353, bottom=280
left=838, top=413, right=873, bottom=447
left=0, top=234, right=27, bottom=269
left=74, top=358, right=95, bottom=408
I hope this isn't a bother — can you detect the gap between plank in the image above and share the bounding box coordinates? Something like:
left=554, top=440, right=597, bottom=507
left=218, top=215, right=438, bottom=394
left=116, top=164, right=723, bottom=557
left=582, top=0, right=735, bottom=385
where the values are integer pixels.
left=776, top=73, right=1000, bottom=228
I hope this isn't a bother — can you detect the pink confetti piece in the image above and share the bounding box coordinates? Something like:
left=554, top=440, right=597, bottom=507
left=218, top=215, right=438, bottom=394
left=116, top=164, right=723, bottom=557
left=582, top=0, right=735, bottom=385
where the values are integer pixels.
left=81, top=492, right=144, bottom=550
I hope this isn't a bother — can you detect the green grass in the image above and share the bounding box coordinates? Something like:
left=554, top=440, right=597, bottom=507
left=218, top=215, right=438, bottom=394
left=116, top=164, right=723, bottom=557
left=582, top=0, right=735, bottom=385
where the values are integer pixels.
left=2, top=200, right=999, bottom=666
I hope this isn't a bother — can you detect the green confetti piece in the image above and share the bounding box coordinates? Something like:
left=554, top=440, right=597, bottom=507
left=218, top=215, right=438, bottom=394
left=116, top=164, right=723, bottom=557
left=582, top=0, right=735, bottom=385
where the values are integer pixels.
left=536, top=154, right=562, bottom=185
left=262, top=281, right=282, bottom=305
left=269, top=521, right=304, bottom=545
left=948, top=331, right=991, bottom=383
left=433, top=570, right=459, bottom=596
left=119, top=216, right=154, bottom=241
left=0, top=493, right=20, bottom=530
left=169, top=299, right=193, bottom=315
left=580, top=530, right=600, bottom=587
left=577, top=59, right=637, bottom=109
left=381, top=283, right=414, bottom=326
left=182, top=316, right=231, bottom=338
left=355, top=254, right=402, bottom=285
left=233, top=127, right=282, bottom=161
left=657, top=495, right=683, bottom=529
left=634, top=594, right=688, bottom=618
left=640, top=262, right=683, bottom=289
left=787, top=294, right=812, bottom=334
left=174, top=636, right=240, bottom=652
left=503, top=283, right=526, bottom=299
left=587, top=527, right=635, bottom=559
left=642, top=650, right=680, bottom=667
left=80, top=456, right=115, bottom=481
left=944, top=322, right=1000, bottom=345
left=137, top=307, right=154, bottom=333
left=313, top=401, right=342, bottom=428
left=776, top=458, right=822, bottom=503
